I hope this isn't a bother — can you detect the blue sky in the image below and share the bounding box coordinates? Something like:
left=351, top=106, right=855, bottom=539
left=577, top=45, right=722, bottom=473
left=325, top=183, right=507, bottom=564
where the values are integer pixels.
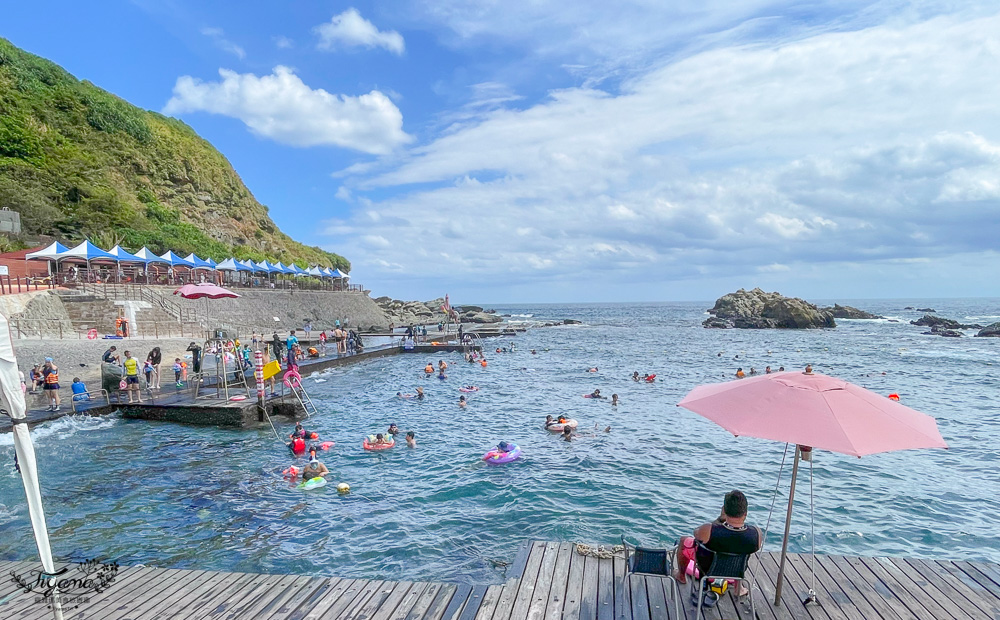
left=4, top=1, right=1000, bottom=303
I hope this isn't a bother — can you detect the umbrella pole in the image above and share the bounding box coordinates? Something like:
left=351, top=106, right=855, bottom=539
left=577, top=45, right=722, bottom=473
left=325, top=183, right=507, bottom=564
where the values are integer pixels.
left=774, top=444, right=801, bottom=605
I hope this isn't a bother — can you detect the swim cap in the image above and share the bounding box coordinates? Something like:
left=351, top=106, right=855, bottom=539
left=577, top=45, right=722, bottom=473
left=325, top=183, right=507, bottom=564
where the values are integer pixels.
left=45, top=357, right=53, bottom=362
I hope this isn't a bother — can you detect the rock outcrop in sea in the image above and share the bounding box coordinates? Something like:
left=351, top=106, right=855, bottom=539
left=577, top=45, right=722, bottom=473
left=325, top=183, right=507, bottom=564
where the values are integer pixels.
left=821, top=304, right=884, bottom=319
left=977, top=322, right=1000, bottom=337
left=703, top=288, right=836, bottom=329
left=373, top=297, right=502, bottom=328
left=910, top=315, right=982, bottom=329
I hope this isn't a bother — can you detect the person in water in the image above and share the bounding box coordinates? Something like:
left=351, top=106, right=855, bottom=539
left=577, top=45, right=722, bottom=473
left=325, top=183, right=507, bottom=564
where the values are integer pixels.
left=590, top=389, right=604, bottom=399
left=735, top=368, right=746, bottom=379
left=459, top=395, right=467, bottom=408
left=416, top=386, right=425, bottom=400
left=496, top=441, right=512, bottom=455
left=544, top=415, right=556, bottom=428
left=588, top=367, right=598, bottom=373
left=562, top=426, right=575, bottom=441
left=438, top=370, right=447, bottom=380
left=632, top=371, right=640, bottom=382
left=289, top=435, right=306, bottom=454
left=424, top=363, right=434, bottom=375
left=438, top=360, right=448, bottom=372
left=301, top=450, right=329, bottom=481
left=388, top=423, right=399, bottom=435
left=611, top=394, right=619, bottom=406
left=765, top=366, right=772, bottom=374
left=804, top=364, right=814, bottom=374
left=406, top=431, right=416, bottom=448
left=374, top=433, right=391, bottom=445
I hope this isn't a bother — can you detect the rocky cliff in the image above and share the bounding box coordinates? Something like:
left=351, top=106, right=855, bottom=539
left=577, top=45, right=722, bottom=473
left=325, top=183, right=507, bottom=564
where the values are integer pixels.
left=703, top=288, right=836, bottom=329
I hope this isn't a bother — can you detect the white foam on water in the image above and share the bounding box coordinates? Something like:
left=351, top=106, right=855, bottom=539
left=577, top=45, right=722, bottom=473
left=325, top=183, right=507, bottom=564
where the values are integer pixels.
left=0, top=414, right=119, bottom=447
left=508, top=314, right=534, bottom=318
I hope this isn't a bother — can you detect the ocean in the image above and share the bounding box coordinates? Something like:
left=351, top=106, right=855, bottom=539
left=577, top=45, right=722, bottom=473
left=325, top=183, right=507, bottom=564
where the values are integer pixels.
left=0, top=299, right=998, bottom=584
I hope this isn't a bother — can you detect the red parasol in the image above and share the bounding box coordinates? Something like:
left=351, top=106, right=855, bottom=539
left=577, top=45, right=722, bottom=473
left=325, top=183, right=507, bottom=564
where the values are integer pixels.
left=173, top=283, right=240, bottom=299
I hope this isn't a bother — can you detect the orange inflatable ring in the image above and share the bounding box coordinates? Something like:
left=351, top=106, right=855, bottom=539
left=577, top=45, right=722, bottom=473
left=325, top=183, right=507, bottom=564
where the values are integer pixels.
left=888, top=393, right=900, bottom=401
left=87, top=329, right=98, bottom=340
left=283, top=370, right=302, bottom=389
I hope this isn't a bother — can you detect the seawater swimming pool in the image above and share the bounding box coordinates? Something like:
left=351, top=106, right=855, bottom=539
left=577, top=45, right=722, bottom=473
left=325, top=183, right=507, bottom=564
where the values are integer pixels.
left=1, top=300, right=998, bottom=584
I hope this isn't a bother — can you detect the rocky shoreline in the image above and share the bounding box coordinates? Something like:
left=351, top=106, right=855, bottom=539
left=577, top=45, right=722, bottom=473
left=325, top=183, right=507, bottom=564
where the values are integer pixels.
left=703, top=288, right=837, bottom=329
left=372, top=297, right=502, bottom=329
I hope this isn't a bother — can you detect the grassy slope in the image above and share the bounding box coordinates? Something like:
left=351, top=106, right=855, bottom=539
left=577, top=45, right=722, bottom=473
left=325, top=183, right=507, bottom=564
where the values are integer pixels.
left=0, top=37, right=349, bottom=270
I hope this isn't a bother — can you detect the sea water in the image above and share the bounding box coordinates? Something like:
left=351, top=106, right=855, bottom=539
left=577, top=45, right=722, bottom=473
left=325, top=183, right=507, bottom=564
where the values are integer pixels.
left=0, top=299, right=998, bottom=583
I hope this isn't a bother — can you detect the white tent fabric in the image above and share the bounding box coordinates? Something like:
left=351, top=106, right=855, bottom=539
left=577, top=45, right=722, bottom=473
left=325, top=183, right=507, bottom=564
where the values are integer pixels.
left=24, top=241, right=69, bottom=261
left=0, top=312, right=64, bottom=619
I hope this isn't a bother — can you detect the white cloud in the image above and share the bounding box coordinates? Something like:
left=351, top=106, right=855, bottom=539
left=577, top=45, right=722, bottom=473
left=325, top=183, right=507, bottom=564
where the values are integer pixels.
left=163, top=66, right=411, bottom=154
left=273, top=36, right=293, bottom=49
left=201, top=27, right=245, bottom=59
left=324, top=12, right=1000, bottom=297
left=315, top=9, right=405, bottom=55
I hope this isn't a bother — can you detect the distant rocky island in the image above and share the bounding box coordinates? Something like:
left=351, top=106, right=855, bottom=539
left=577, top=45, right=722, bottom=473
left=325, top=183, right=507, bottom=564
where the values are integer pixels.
left=702, top=288, right=885, bottom=329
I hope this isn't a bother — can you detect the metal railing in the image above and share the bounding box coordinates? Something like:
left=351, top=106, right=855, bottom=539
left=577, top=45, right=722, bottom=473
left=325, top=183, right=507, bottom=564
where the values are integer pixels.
left=70, top=389, right=111, bottom=412
left=9, top=318, right=207, bottom=340
left=0, top=275, right=58, bottom=295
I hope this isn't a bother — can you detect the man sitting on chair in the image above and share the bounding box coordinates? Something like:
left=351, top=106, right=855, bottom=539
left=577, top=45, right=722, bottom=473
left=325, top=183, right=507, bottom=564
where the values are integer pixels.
left=675, top=490, right=763, bottom=584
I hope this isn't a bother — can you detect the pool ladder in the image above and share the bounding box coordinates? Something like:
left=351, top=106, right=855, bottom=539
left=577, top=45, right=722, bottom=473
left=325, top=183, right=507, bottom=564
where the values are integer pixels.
left=287, top=378, right=319, bottom=418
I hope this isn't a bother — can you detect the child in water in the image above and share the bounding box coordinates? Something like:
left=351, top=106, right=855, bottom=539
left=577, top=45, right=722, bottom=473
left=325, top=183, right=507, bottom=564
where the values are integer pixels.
left=459, top=395, right=467, bottom=408
left=406, top=431, right=416, bottom=447
left=611, top=394, right=619, bottom=406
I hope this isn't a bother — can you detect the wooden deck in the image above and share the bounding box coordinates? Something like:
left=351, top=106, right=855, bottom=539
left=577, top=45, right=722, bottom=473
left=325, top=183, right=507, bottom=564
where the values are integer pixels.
left=2, top=542, right=998, bottom=619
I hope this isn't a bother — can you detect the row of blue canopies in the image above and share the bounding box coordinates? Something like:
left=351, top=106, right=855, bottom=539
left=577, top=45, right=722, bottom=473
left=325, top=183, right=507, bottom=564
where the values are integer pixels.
left=24, top=240, right=349, bottom=278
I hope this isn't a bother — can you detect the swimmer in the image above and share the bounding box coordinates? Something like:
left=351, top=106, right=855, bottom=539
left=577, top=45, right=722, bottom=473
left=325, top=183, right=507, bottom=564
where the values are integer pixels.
left=611, top=394, right=619, bottom=406
left=374, top=433, right=391, bottom=445
left=406, top=431, right=416, bottom=447
left=544, top=415, right=556, bottom=428
left=804, top=364, right=813, bottom=375
left=496, top=348, right=501, bottom=353
left=590, top=389, right=604, bottom=399
left=459, top=395, right=467, bottom=408
left=302, top=447, right=329, bottom=480
left=530, top=349, right=537, bottom=355
left=480, top=359, right=487, bottom=367
left=416, top=386, right=425, bottom=400
left=438, top=360, right=448, bottom=371
left=588, top=367, right=598, bottom=373
left=388, top=423, right=399, bottom=435
left=496, top=441, right=512, bottom=455
left=749, top=367, right=757, bottom=376
left=562, top=426, right=575, bottom=441
left=290, top=422, right=306, bottom=439
left=765, top=366, right=772, bottom=374
left=288, top=435, right=306, bottom=454
left=632, top=371, right=640, bottom=382
left=778, top=366, right=785, bottom=372
left=424, top=363, right=434, bottom=375
left=735, top=368, right=745, bottom=379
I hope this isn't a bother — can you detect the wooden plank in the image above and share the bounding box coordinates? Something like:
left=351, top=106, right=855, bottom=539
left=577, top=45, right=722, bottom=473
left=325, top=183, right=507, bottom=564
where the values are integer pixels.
left=472, top=584, right=504, bottom=620
left=611, top=556, right=627, bottom=620
left=744, top=556, right=781, bottom=620
left=924, top=559, right=1000, bottom=619
left=91, top=568, right=216, bottom=620
left=404, top=583, right=443, bottom=620
left=457, top=585, right=489, bottom=620
left=836, top=557, right=919, bottom=620
left=641, top=575, right=670, bottom=620
left=368, top=582, right=415, bottom=620
left=626, top=567, right=649, bottom=620
left=509, top=541, right=536, bottom=579
left=386, top=582, right=432, bottom=620
left=6, top=565, right=155, bottom=620
left=866, top=557, right=964, bottom=620
left=200, top=572, right=281, bottom=619
left=595, top=557, right=614, bottom=620
left=423, top=584, right=458, bottom=620
left=939, top=561, right=1000, bottom=602
left=829, top=555, right=916, bottom=620
left=47, top=568, right=201, bottom=620
left=320, top=579, right=381, bottom=618
left=497, top=542, right=547, bottom=620
left=755, top=551, right=828, bottom=620
left=955, top=562, right=1000, bottom=599
left=338, top=580, right=389, bottom=620
left=162, top=570, right=257, bottom=619
left=542, top=543, right=574, bottom=620
left=438, top=584, right=473, bottom=620
left=223, top=574, right=313, bottom=620
left=897, top=558, right=992, bottom=620
left=968, top=561, right=1000, bottom=590
left=561, top=548, right=585, bottom=620
left=227, top=574, right=318, bottom=620
left=577, top=554, right=600, bottom=620
left=522, top=541, right=560, bottom=620
left=302, top=578, right=362, bottom=620
left=812, top=554, right=901, bottom=620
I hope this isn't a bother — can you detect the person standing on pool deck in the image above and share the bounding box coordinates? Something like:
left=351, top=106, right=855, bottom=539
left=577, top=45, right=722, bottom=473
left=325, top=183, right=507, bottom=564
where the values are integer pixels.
left=272, top=332, right=283, bottom=360
left=286, top=330, right=299, bottom=369
left=146, top=347, right=162, bottom=389
left=123, top=350, right=142, bottom=403
left=41, top=357, right=60, bottom=411
left=186, top=341, right=202, bottom=374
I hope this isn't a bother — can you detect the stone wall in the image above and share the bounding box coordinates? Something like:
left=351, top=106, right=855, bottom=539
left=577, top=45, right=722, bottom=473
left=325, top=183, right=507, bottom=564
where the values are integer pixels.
left=194, top=290, right=391, bottom=334
left=1, top=290, right=75, bottom=338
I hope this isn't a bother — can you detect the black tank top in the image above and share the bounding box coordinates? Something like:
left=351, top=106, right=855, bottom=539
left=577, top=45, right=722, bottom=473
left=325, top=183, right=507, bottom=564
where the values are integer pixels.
left=696, top=523, right=760, bottom=575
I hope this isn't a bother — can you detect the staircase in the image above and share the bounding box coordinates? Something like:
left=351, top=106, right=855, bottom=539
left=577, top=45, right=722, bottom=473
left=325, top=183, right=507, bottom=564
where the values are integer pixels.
left=53, top=291, right=119, bottom=334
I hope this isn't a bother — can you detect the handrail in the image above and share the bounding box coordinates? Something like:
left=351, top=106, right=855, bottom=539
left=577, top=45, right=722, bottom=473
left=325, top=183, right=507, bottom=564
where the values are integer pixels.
left=70, top=389, right=111, bottom=412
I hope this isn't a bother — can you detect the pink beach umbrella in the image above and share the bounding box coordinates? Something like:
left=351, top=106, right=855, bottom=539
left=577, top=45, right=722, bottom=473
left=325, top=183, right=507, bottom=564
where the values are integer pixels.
left=677, top=370, right=947, bottom=605
left=173, top=283, right=240, bottom=300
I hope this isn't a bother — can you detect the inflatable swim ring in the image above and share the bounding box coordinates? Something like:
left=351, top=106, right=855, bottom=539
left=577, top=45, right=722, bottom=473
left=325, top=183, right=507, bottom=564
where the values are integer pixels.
left=459, top=386, right=479, bottom=393
left=283, top=369, right=302, bottom=389
left=645, top=374, right=656, bottom=382
left=583, top=394, right=605, bottom=399
left=299, top=477, right=327, bottom=490
left=545, top=419, right=578, bottom=433
left=320, top=441, right=335, bottom=450
left=363, top=437, right=396, bottom=451
left=483, top=443, right=522, bottom=465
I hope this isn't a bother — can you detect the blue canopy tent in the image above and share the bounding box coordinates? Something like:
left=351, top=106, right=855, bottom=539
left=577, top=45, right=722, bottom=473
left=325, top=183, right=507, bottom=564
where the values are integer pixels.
left=133, top=247, right=172, bottom=265
left=159, top=251, right=196, bottom=268
left=24, top=241, right=70, bottom=277
left=107, top=245, right=146, bottom=283
left=306, top=266, right=323, bottom=277
left=290, top=264, right=308, bottom=276
left=204, top=257, right=218, bottom=268
left=184, top=253, right=216, bottom=270
left=216, top=258, right=252, bottom=272
left=56, top=241, right=120, bottom=282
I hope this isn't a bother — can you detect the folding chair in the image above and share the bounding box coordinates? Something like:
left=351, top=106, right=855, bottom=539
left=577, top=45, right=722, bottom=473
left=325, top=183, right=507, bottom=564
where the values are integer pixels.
left=621, top=535, right=681, bottom=619
left=692, top=542, right=756, bottom=620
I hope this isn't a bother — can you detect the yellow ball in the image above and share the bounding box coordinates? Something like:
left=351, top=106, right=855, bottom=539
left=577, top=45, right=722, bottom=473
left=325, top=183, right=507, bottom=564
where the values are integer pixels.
left=337, top=483, right=350, bottom=494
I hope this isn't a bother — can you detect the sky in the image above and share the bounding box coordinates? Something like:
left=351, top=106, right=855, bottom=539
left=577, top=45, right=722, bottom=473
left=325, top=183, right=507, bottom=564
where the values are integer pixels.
left=4, top=1, right=1000, bottom=303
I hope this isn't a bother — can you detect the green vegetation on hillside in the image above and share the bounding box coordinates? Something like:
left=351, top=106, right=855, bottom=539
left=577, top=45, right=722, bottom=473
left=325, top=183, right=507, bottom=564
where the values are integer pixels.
left=0, top=37, right=349, bottom=270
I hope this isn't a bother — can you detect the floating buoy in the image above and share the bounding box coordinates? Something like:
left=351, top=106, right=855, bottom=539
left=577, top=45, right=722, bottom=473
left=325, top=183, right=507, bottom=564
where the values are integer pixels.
left=337, top=483, right=350, bottom=494
left=888, top=393, right=900, bottom=401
